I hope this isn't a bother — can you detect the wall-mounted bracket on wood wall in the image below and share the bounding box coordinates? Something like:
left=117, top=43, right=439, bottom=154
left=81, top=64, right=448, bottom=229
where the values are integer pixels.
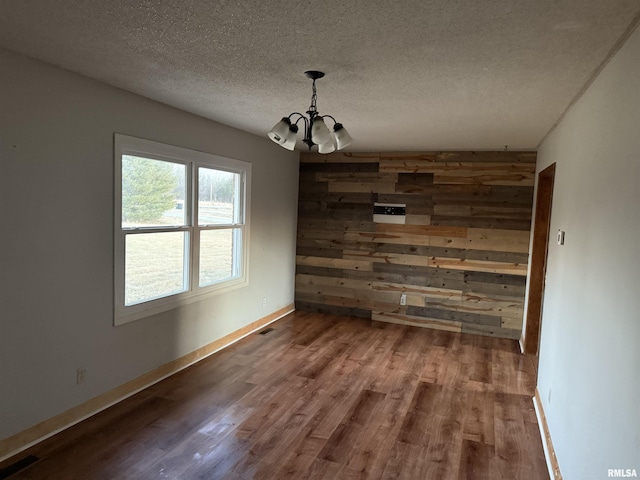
left=373, top=202, right=406, bottom=224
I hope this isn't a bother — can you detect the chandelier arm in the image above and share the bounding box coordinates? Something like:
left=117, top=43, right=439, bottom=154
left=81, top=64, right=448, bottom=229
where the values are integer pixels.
left=303, top=117, right=313, bottom=149
left=319, top=114, right=337, bottom=125
left=287, top=112, right=307, bottom=122
left=289, top=114, right=308, bottom=133
left=301, top=117, right=310, bottom=142
left=287, top=113, right=312, bottom=148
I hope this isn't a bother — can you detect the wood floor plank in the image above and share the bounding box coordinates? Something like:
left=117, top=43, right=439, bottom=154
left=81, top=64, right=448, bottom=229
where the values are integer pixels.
left=422, top=387, right=466, bottom=479
left=380, top=442, right=427, bottom=480
left=397, top=381, right=442, bottom=446
left=318, top=389, right=387, bottom=464
left=463, top=391, right=496, bottom=445
left=3, top=311, right=548, bottom=479
left=459, top=439, right=495, bottom=480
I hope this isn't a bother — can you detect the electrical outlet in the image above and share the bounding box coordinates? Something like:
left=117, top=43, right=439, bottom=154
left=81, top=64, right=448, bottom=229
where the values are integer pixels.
left=262, top=296, right=267, bottom=307
left=77, top=368, right=87, bottom=385
left=400, top=294, right=407, bottom=306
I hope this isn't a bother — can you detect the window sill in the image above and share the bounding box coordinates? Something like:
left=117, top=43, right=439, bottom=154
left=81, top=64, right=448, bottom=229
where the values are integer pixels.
left=114, top=277, right=249, bottom=326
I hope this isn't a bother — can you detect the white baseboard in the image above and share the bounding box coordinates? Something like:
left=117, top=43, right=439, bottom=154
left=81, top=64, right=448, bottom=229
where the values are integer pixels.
left=533, top=387, right=563, bottom=480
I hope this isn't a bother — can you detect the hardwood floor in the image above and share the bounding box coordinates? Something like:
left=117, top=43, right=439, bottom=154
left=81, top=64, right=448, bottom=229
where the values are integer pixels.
left=1, top=311, right=549, bottom=479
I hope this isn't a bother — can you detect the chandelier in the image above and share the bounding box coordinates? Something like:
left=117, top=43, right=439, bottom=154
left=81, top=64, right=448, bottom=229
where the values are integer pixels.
left=268, top=71, right=353, bottom=154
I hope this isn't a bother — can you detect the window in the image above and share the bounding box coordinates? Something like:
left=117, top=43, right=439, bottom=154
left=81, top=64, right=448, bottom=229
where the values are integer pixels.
left=114, top=134, right=250, bottom=325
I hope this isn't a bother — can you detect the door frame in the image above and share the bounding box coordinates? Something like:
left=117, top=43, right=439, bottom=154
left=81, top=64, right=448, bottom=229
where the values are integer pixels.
left=523, top=163, right=556, bottom=356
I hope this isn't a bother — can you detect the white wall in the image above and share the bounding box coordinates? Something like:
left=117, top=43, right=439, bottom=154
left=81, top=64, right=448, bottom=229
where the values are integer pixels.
left=534, top=26, right=640, bottom=479
left=0, top=48, right=299, bottom=441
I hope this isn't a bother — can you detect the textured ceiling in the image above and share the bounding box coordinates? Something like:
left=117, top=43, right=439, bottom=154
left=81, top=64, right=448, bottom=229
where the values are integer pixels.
left=1, top=1, right=639, bottom=151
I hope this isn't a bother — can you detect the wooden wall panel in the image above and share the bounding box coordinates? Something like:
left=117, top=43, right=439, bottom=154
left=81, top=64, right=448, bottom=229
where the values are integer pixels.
left=295, top=151, right=535, bottom=339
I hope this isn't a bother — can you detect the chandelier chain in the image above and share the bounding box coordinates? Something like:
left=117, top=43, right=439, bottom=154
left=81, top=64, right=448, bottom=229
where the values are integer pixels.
left=308, top=79, right=318, bottom=117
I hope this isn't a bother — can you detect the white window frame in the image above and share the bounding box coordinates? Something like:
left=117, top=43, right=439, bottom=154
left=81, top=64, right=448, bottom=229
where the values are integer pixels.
left=114, top=134, right=251, bottom=325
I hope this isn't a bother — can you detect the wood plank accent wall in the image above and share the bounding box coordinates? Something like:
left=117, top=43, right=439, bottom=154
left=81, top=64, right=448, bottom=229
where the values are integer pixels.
left=295, top=151, right=536, bottom=339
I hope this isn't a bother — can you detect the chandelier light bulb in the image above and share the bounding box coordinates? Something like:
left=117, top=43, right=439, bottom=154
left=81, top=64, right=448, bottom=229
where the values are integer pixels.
left=333, top=123, right=353, bottom=150
left=281, top=124, right=299, bottom=151
left=268, top=117, right=292, bottom=145
left=318, top=139, right=336, bottom=154
left=311, top=117, right=332, bottom=145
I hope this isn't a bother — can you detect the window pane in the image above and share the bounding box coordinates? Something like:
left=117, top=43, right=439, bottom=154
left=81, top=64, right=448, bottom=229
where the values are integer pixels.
left=122, top=155, right=186, bottom=228
left=198, top=168, right=240, bottom=225
left=125, top=232, right=188, bottom=305
left=199, top=228, right=241, bottom=286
